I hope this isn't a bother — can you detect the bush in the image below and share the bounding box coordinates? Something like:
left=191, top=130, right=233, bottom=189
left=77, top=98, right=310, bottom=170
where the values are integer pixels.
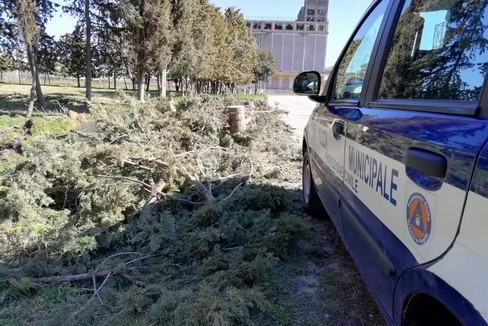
left=0, top=93, right=308, bottom=325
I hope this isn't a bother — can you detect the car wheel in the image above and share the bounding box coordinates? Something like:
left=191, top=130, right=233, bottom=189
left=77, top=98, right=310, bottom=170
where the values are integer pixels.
left=302, top=150, right=325, bottom=217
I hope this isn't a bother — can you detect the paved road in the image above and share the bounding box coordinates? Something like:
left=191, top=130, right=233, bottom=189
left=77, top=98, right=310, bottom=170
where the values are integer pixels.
left=267, top=95, right=317, bottom=141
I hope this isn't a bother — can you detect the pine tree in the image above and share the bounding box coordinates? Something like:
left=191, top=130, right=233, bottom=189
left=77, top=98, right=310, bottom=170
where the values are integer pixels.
left=12, top=0, right=49, bottom=116
left=58, top=24, right=86, bottom=87
left=2, top=0, right=57, bottom=115
left=224, top=7, right=258, bottom=89
left=37, top=32, right=58, bottom=85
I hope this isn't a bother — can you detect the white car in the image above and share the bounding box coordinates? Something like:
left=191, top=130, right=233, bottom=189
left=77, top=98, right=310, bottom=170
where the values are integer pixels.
left=294, top=0, right=488, bottom=325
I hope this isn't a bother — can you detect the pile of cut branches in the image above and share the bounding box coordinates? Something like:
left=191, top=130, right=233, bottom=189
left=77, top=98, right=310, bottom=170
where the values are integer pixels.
left=0, top=93, right=308, bottom=325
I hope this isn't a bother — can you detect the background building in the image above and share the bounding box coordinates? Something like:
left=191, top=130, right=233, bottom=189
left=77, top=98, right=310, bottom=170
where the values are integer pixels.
left=246, top=0, right=329, bottom=91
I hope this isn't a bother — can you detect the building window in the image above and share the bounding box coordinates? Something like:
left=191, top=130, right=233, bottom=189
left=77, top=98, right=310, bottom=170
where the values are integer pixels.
left=264, top=23, right=272, bottom=30
left=317, top=17, right=325, bottom=22
left=307, top=17, right=315, bottom=22
left=286, top=23, right=294, bottom=30
left=318, top=25, right=326, bottom=32
left=246, top=22, right=251, bottom=29
left=253, top=22, right=262, bottom=29
left=308, top=24, right=316, bottom=31
left=296, top=23, right=305, bottom=31
left=275, top=23, right=283, bottom=30
left=307, top=9, right=315, bottom=15
left=318, top=9, right=326, bottom=16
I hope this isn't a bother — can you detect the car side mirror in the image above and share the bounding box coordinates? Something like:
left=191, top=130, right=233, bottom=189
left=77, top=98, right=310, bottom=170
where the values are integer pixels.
left=293, top=71, right=321, bottom=96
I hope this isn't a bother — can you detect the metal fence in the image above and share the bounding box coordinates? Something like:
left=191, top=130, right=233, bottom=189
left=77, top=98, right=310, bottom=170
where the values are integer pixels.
left=0, top=71, right=144, bottom=90
left=0, top=71, right=293, bottom=95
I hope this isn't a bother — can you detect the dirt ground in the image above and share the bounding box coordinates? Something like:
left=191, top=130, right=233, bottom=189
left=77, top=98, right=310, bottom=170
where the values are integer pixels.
left=269, top=95, right=387, bottom=326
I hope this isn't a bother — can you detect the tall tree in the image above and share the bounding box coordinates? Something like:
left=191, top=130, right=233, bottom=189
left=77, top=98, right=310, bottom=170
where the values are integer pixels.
left=64, top=0, right=101, bottom=105
left=37, top=32, right=58, bottom=85
left=207, top=3, right=233, bottom=93
left=13, top=0, right=48, bottom=116
left=84, top=0, right=92, bottom=102
left=166, top=0, right=194, bottom=96
left=190, top=0, right=219, bottom=93
left=224, top=7, right=257, bottom=90
left=145, top=0, right=172, bottom=98
left=0, top=54, right=13, bottom=83
left=1, top=0, right=57, bottom=115
left=253, top=48, right=276, bottom=93
left=58, top=24, right=86, bottom=87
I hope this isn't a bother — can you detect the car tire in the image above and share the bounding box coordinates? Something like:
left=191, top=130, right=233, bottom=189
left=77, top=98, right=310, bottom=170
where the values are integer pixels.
left=302, top=150, right=325, bottom=217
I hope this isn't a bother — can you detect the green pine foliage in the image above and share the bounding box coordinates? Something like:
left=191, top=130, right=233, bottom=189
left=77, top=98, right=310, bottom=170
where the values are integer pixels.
left=0, top=94, right=310, bottom=325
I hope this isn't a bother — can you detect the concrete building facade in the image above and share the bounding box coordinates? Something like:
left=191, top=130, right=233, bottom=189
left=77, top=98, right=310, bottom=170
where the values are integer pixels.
left=246, top=0, right=329, bottom=91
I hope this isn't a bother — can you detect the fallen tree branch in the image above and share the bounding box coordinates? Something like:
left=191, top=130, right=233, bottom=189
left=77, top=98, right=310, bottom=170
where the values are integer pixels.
left=8, top=254, right=157, bottom=287
left=95, top=175, right=151, bottom=190
left=98, top=252, right=152, bottom=271
left=10, top=269, right=112, bottom=286
left=53, top=100, right=68, bottom=115
left=167, top=194, right=205, bottom=205
left=73, top=271, right=113, bottom=316
left=92, top=275, right=103, bottom=304
left=221, top=182, right=245, bottom=202
left=132, top=154, right=216, bottom=202
left=109, top=134, right=128, bottom=145
left=171, top=148, right=216, bottom=202
left=174, top=146, right=229, bottom=157
left=141, top=179, right=166, bottom=220
left=71, top=130, right=100, bottom=141
left=123, top=159, right=153, bottom=172
left=121, top=273, right=146, bottom=287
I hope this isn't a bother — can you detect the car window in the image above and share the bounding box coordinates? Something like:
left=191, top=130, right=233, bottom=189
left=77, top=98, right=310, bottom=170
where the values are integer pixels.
left=333, top=1, right=388, bottom=100
left=378, top=0, right=488, bottom=101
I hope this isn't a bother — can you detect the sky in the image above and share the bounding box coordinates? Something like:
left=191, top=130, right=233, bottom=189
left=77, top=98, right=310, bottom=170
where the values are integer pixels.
left=46, top=0, right=373, bottom=68
left=209, top=0, right=372, bottom=67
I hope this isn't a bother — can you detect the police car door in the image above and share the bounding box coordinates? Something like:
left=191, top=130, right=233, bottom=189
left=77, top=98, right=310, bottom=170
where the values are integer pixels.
left=308, top=1, right=389, bottom=235
left=339, top=0, right=488, bottom=320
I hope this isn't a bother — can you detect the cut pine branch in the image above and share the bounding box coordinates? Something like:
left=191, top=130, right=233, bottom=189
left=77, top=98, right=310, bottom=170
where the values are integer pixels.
left=128, top=156, right=216, bottom=202
left=8, top=254, right=157, bottom=287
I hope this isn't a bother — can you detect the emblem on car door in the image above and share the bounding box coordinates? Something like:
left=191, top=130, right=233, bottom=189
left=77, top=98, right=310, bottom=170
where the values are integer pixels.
left=406, top=193, right=432, bottom=245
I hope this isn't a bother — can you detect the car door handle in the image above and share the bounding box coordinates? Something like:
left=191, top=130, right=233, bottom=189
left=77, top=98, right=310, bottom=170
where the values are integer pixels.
left=405, top=148, right=447, bottom=178
left=332, top=121, right=344, bottom=137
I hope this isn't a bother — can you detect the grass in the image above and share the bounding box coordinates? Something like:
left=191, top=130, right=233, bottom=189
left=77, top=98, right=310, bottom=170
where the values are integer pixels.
left=0, top=116, right=24, bottom=130
left=30, top=117, right=76, bottom=136
left=0, top=84, right=87, bottom=116
left=0, top=83, right=265, bottom=117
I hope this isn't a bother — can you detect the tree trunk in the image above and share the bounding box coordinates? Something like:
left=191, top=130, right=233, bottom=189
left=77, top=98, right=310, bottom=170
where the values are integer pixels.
left=135, top=0, right=145, bottom=101
left=26, top=44, right=47, bottom=110
left=113, top=74, right=117, bottom=89
left=157, top=72, right=161, bottom=96
left=77, top=75, right=80, bottom=88
left=125, top=65, right=135, bottom=90
left=84, top=0, right=92, bottom=104
left=184, top=75, right=189, bottom=96
left=108, top=76, right=111, bottom=89
left=158, top=69, right=167, bottom=98
left=25, top=44, right=39, bottom=117
left=26, top=77, right=36, bottom=118
left=137, top=70, right=145, bottom=102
